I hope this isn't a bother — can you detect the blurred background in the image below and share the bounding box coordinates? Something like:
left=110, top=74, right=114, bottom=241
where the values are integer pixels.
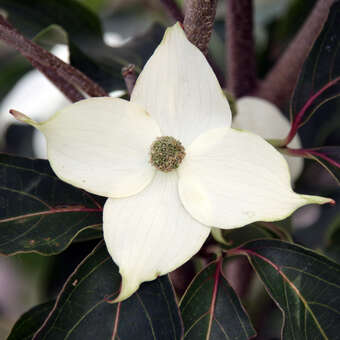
left=2, top=0, right=339, bottom=339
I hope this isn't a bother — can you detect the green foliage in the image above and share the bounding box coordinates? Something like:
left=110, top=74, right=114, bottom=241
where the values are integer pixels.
left=180, top=259, right=256, bottom=339
left=0, top=1, right=340, bottom=339
left=7, top=301, right=55, bottom=340
left=291, top=1, right=340, bottom=127
left=8, top=242, right=183, bottom=340
left=0, top=154, right=104, bottom=255
left=241, top=240, right=340, bottom=339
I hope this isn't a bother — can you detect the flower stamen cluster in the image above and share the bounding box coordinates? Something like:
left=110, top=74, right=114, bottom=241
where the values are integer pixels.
left=150, top=136, right=185, bottom=172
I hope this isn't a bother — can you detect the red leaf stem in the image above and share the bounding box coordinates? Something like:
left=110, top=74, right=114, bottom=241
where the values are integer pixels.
left=283, top=77, right=340, bottom=146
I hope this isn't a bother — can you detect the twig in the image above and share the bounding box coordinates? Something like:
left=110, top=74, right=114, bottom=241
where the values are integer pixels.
left=28, top=57, right=85, bottom=102
left=182, top=0, right=224, bottom=86
left=121, top=64, right=137, bottom=96
left=0, top=15, right=108, bottom=100
left=183, top=0, right=217, bottom=56
left=226, top=0, right=257, bottom=98
left=160, top=0, right=184, bottom=22
left=255, top=0, right=334, bottom=108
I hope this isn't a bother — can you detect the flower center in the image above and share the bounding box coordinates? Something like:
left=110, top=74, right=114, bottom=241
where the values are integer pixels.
left=150, top=136, right=186, bottom=172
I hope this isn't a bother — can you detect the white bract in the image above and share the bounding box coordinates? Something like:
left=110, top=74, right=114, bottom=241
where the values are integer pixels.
left=233, top=97, right=303, bottom=182
left=11, top=23, right=333, bottom=302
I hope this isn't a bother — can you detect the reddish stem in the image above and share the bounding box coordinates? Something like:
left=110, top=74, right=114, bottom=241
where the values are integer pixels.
left=206, top=257, right=222, bottom=338
left=284, top=76, right=340, bottom=146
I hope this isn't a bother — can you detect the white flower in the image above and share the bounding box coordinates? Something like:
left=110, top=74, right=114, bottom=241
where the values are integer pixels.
left=11, top=23, right=332, bottom=302
left=232, top=97, right=303, bottom=182
left=0, top=44, right=70, bottom=158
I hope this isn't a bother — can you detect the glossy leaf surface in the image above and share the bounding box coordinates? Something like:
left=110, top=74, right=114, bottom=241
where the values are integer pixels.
left=238, top=239, right=340, bottom=339
left=212, top=222, right=292, bottom=249
left=0, top=153, right=104, bottom=255
left=33, top=241, right=183, bottom=340
left=180, top=259, right=256, bottom=340
left=303, top=146, right=340, bottom=184
left=290, top=1, right=340, bottom=131
left=8, top=301, right=55, bottom=340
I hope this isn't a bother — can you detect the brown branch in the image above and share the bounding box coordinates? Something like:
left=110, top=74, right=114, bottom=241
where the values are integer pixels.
left=226, top=0, right=257, bottom=98
left=28, top=57, right=85, bottom=102
left=0, top=15, right=108, bottom=100
left=160, top=0, right=184, bottom=22
left=183, top=0, right=217, bottom=56
left=182, top=0, right=225, bottom=86
left=121, top=64, right=137, bottom=96
left=255, top=0, right=334, bottom=108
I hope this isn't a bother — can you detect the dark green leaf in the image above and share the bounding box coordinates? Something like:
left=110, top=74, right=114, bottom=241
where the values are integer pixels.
left=33, top=241, right=183, bottom=340
left=303, top=146, right=340, bottom=184
left=180, top=258, right=256, bottom=340
left=0, top=153, right=104, bottom=255
left=212, top=222, right=291, bottom=249
left=7, top=301, right=55, bottom=340
left=290, top=1, right=340, bottom=129
left=0, top=0, right=164, bottom=92
left=239, top=239, right=340, bottom=339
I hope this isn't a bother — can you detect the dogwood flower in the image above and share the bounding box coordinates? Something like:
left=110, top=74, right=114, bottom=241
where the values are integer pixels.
left=11, top=23, right=333, bottom=302
left=233, top=97, right=303, bottom=182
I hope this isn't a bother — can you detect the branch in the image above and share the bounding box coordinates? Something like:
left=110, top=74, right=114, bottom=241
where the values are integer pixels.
left=160, top=0, right=184, bottom=22
left=28, top=57, right=85, bottom=102
left=255, top=0, right=334, bottom=108
left=183, top=0, right=217, bottom=56
left=0, top=15, right=108, bottom=101
left=226, top=0, right=257, bottom=98
left=182, top=0, right=224, bottom=86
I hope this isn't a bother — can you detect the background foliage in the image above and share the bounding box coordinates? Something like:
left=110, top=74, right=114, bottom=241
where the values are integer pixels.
left=1, top=0, right=340, bottom=339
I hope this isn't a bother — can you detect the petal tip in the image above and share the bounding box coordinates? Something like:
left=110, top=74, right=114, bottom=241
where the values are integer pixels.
left=9, top=109, right=37, bottom=127
left=301, top=194, right=335, bottom=206
left=112, top=275, right=141, bottom=303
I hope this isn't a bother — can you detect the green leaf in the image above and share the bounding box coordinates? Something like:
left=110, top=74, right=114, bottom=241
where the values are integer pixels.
left=212, top=222, right=291, bottom=249
left=33, top=241, right=183, bottom=340
left=7, top=301, right=55, bottom=340
left=0, top=0, right=164, bottom=92
left=238, top=239, right=340, bottom=339
left=301, top=146, right=340, bottom=184
left=290, top=1, right=340, bottom=128
left=180, top=258, right=256, bottom=340
left=0, top=153, right=104, bottom=255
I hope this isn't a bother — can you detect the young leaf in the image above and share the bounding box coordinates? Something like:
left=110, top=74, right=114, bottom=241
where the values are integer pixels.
left=0, top=153, right=104, bottom=255
left=180, top=258, right=256, bottom=340
left=7, top=301, right=55, bottom=340
left=287, top=1, right=340, bottom=144
left=237, top=239, right=340, bottom=339
left=33, top=241, right=183, bottom=340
